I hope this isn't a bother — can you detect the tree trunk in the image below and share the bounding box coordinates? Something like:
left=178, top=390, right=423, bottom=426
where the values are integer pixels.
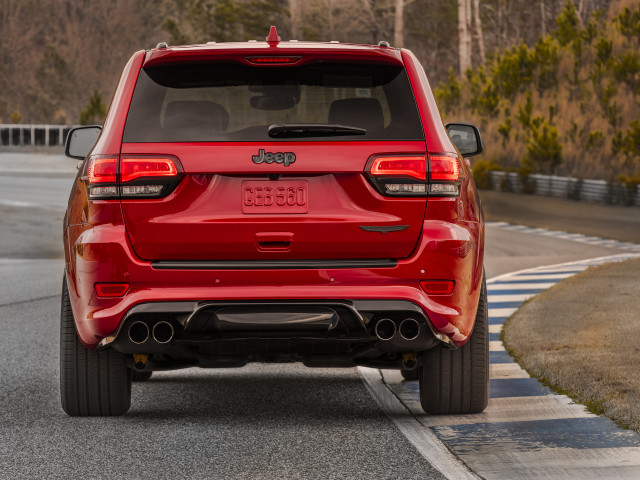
left=578, top=0, right=585, bottom=26
left=394, top=0, right=404, bottom=47
left=458, top=0, right=472, bottom=75
left=473, top=0, right=485, bottom=64
left=289, top=0, right=301, bottom=39
left=540, top=0, right=546, bottom=37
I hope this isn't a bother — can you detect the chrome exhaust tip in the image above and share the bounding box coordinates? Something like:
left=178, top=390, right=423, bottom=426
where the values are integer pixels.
left=375, top=318, right=396, bottom=341
left=399, top=318, right=420, bottom=341
left=128, top=321, right=149, bottom=344
left=152, top=321, right=174, bottom=344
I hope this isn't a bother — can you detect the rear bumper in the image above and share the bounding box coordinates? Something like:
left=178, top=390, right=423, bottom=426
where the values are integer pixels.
left=96, top=299, right=446, bottom=369
left=65, top=213, right=484, bottom=349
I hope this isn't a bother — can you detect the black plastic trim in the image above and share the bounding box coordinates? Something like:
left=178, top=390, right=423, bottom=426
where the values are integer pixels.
left=152, top=259, right=398, bottom=270
left=359, top=225, right=409, bottom=233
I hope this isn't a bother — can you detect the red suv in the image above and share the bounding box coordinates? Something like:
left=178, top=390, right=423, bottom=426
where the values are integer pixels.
left=61, top=28, right=486, bottom=416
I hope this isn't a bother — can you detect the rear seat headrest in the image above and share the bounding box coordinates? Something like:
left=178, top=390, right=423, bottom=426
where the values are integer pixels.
left=328, top=98, right=383, bottom=134
left=164, top=101, right=229, bottom=137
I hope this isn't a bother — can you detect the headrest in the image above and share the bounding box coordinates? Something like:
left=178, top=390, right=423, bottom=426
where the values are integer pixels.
left=328, top=98, right=384, bottom=134
left=163, top=101, right=229, bottom=138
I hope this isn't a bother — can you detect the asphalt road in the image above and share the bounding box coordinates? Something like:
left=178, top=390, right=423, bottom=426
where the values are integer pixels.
left=0, top=153, right=629, bottom=478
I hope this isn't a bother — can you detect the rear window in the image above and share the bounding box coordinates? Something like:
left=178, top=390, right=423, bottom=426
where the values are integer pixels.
left=123, top=62, right=424, bottom=142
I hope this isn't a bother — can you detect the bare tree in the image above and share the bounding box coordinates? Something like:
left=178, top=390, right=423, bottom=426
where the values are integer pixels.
left=393, top=0, right=416, bottom=48
left=473, top=0, right=485, bottom=63
left=359, top=0, right=394, bottom=44
left=289, top=0, right=302, bottom=39
left=394, top=0, right=405, bottom=47
left=458, top=0, right=472, bottom=75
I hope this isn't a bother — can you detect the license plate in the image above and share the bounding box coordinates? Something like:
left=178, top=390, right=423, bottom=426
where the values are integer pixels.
left=242, top=180, right=308, bottom=214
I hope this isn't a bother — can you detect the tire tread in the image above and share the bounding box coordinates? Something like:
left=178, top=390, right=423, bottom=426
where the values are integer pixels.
left=60, top=277, right=131, bottom=416
left=419, top=273, right=489, bottom=415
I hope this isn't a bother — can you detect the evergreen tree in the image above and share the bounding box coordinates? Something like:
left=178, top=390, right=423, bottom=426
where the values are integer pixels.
left=79, top=90, right=106, bottom=125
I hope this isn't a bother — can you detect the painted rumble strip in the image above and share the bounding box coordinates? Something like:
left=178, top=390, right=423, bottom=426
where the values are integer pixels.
left=361, top=250, right=640, bottom=479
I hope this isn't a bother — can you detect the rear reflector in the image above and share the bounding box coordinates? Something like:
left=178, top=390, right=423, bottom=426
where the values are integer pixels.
left=420, top=280, right=454, bottom=295
left=95, top=283, right=129, bottom=297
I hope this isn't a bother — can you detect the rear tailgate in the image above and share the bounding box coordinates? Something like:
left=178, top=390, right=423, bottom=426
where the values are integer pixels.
left=119, top=54, right=427, bottom=262
left=120, top=142, right=426, bottom=261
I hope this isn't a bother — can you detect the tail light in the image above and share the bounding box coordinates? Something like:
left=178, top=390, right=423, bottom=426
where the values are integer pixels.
left=366, top=153, right=461, bottom=197
left=84, top=155, right=182, bottom=200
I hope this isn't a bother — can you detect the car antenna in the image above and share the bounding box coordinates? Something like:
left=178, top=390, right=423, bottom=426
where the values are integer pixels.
left=266, top=26, right=281, bottom=46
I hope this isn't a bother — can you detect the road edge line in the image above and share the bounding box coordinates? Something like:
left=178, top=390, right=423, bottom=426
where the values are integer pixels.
left=357, top=366, right=480, bottom=480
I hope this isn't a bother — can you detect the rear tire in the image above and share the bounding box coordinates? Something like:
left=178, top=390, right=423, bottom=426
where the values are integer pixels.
left=132, top=370, right=153, bottom=382
left=400, top=368, right=420, bottom=381
left=60, top=277, right=131, bottom=416
left=419, top=274, right=489, bottom=414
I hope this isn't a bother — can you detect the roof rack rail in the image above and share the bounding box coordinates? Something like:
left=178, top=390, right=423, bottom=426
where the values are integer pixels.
left=377, top=41, right=391, bottom=47
left=156, top=42, right=169, bottom=49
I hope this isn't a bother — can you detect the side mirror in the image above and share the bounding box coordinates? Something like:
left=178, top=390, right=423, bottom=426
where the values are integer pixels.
left=445, top=123, right=483, bottom=157
left=65, top=126, right=102, bottom=160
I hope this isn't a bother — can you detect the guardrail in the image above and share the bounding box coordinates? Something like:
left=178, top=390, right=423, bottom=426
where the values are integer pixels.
left=0, top=124, right=77, bottom=147
left=489, top=171, right=640, bottom=207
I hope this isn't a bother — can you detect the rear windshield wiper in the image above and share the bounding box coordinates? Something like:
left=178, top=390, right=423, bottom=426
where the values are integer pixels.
left=268, top=123, right=366, bottom=138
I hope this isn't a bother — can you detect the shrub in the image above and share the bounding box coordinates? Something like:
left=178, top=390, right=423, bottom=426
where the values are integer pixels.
left=614, top=174, right=640, bottom=205
left=471, top=160, right=502, bottom=189
left=434, top=68, right=461, bottom=114
left=610, top=51, right=640, bottom=92
left=492, top=43, right=534, bottom=97
left=523, top=117, right=563, bottom=174
left=10, top=110, right=22, bottom=124
left=532, top=36, right=560, bottom=93
left=615, top=6, right=640, bottom=43
left=518, top=165, right=536, bottom=194
left=555, top=1, right=581, bottom=47
left=79, top=90, right=106, bottom=125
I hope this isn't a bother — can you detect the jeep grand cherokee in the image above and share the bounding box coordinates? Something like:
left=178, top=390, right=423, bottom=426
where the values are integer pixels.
left=61, top=27, right=486, bottom=416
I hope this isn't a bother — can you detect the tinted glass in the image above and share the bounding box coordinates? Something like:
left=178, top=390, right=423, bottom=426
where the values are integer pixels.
left=123, top=62, right=424, bottom=142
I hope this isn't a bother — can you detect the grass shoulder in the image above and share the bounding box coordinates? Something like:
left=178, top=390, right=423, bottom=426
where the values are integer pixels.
left=502, top=257, right=640, bottom=432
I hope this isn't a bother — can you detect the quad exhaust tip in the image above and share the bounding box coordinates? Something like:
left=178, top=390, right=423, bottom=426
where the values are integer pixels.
left=152, top=321, right=174, bottom=344
left=399, top=318, right=420, bottom=341
left=128, top=321, right=149, bottom=344
left=375, top=318, right=396, bottom=341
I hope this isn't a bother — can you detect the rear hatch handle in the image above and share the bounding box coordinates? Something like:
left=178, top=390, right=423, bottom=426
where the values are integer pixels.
left=255, top=232, right=294, bottom=252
